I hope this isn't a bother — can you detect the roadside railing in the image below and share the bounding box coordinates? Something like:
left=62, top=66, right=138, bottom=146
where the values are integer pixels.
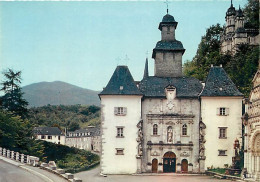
left=0, top=147, right=82, bottom=182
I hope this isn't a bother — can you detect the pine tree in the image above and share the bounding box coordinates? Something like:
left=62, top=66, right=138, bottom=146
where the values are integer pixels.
left=1, top=68, right=28, bottom=118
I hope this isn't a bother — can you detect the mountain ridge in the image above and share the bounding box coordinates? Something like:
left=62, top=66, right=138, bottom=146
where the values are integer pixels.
left=22, top=81, right=100, bottom=107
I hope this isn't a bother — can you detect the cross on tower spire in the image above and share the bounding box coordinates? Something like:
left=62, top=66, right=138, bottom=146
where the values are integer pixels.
left=164, top=0, right=170, bottom=14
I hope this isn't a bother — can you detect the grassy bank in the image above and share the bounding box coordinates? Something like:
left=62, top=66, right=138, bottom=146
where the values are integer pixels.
left=31, top=140, right=100, bottom=173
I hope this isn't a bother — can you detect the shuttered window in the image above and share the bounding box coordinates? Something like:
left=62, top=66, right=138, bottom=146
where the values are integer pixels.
left=114, top=107, right=127, bottom=116
left=217, top=107, right=229, bottom=116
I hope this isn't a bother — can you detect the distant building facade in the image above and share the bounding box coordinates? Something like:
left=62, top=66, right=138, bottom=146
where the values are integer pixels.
left=220, top=1, right=259, bottom=54
left=65, top=127, right=101, bottom=153
left=99, top=10, right=243, bottom=175
left=33, top=127, right=65, bottom=145
left=243, top=64, right=260, bottom=181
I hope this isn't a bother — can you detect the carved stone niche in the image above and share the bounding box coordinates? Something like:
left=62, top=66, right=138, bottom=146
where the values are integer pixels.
left=151, top=151, right=160, bottom=156
left=180, top=151, right=190, bottom=157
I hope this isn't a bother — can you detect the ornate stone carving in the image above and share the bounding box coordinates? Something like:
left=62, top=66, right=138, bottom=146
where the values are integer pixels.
left=167, top=126, right=173, bottom=143
left=199, top=119, right=206, bottom=159
left=151, top=151, right=160, bottom=156
left=137, top=120, right=143, bottom=156
left=167, top=101, right=175, bottom=110
left=180, top=151, right=190, bottom=157
left=165, top=121, right=175, bottom=125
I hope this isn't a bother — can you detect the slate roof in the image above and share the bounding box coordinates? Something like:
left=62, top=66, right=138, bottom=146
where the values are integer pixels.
left=159, top=14, right=178, bottom=30
left=67, top=127, right=100, bottom=138
left=139, top=76, right=203, bottom=98
left=99, top=66, right=143, bottom=96
left=200, top=66, right=243, bottom=97
left=152, top=40, right=185, bottom=58
left=226, top=4, right=236, bottom=17
left=33, top=127, right=64, bottom=136
left=236, top=7, right=244, bottom=17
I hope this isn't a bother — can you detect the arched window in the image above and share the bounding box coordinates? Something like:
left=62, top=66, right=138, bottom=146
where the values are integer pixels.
left=182, top=124, right=187, bottom=136
left=153, top=124, right=158, bottom=135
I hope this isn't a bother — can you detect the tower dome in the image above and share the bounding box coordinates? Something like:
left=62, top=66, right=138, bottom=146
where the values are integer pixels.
left=226, top=1, right=236, bottom=17
left=159, top=13, right=178, bottom=30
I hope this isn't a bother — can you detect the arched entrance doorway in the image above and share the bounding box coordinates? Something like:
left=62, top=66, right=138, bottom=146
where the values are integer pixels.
left=163, top=152, right=176, bottom=173
left=181, top=159, right=188, bottom=173
left=152, top=159, right=158, bottom=173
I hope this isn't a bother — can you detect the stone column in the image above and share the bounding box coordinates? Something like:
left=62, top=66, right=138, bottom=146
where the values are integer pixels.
left=11, top=151, right=14, bottom=159
left=136, top=157, right=142, bottom=173
left=3, top=149, right=6, bottom=157
left=188, top=164, right=193, bottom=173
left=16, top=152, right=19, bottom=161
left=7, top=150, right=10, bottom=158
left=21, top=154, right=24, bottom=163
left=176, top=163, right=181, bottom=173
left=0, top=147, right=2, bottom=155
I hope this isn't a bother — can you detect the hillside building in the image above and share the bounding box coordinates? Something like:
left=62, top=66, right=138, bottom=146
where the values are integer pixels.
left=220, top=1, right=259, bottom=55
left=33, top=127, right=65, bottom=145
left=65, top=127, right=101, bottom=153
left=99, top=10, right=243, bottom=174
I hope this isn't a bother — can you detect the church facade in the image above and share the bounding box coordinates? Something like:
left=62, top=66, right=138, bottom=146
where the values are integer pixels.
left=99, top=11, right=243, bottom=174
left=243, top=63, right=260, bottom=181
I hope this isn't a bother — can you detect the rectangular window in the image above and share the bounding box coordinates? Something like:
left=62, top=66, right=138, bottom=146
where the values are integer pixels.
left=217, top=107, right=229, bottom=116
left=41, top=135, right=45, bottom=139
left=218, top=150, right=227, bottom=156
left=115, top=148, right=124, bottom=155
left=58, top=136, right=60, bottom=140
left=219, top=128, right=227, bottom=139
left=114, top=107, right=127, bottom=116
left=117, top=127, right=124, bottom=137
left=48, top=136, right=52, bottom=139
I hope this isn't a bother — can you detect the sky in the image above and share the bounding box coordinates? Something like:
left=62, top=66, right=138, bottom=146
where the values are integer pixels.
left=0, top=0, right=247, bottom=91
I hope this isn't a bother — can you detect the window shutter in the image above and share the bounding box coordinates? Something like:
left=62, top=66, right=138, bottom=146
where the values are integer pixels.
left=114, top=107, right=118, bottom=115
left=217, top=108, right=220, bottom=115
left=123, top=107, right=127, bottom=115
left=226, top=108, right=229, bottom=115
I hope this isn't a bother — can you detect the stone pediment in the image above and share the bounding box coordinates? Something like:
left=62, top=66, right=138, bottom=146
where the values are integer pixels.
left=165, top=121, right=175, bottom=125
left=151, top=151, right=160, bottom=156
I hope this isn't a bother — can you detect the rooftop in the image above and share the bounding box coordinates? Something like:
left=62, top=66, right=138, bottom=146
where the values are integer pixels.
left=139, top=76, right=203, bottom=98
left=99, top=66, right=143, bottom=96
left=200, top=66, right=243, bottom=97
left=33, top=127, right=64, bottom=136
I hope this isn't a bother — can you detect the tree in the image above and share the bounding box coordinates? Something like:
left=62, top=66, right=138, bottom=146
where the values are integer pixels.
left=183, top=24, right=224, bottom=81
left=244, top=0, right=259, bottom=29
left=1, top=68, right=28, bottom=118
left=0, top=110, right=32, bottom=152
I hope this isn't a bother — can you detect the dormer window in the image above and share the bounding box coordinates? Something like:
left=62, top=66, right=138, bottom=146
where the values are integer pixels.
left=165, top=85, right=176, bottom=100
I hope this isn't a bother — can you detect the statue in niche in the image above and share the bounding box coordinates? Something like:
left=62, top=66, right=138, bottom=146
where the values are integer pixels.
left=167, top=126, right=173, bottom=143
left=137, top=120, right=143, bottom=156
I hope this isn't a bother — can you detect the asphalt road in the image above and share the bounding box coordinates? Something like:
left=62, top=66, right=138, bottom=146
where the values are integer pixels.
left=0, top=160, right=45, bottom=182
left=75, top=165, right=243, bottom=182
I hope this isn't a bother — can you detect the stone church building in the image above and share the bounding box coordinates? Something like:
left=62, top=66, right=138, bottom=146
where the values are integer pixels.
left=220, top=1, right=259, bottom=55
left=99, top=11, right=243, bottom=174
left=243, top=63, right=260, bottom=181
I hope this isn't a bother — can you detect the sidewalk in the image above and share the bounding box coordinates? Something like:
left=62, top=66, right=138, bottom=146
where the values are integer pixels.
left=0, top=156, right=67, bottom=182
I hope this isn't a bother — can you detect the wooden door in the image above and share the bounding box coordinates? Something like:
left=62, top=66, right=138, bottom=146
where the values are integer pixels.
left=152, top=159, right=158, bottom=173
left=181, top=159, right=188, bottom=173
left=163, top=158, right=176, bottom=172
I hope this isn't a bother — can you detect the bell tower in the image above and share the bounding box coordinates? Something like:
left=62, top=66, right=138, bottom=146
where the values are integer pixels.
left=152, top=11, right=185, bottom=77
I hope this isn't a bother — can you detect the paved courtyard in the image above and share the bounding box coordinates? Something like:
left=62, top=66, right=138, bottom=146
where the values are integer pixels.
left=75, top=166, right=242, bottom=182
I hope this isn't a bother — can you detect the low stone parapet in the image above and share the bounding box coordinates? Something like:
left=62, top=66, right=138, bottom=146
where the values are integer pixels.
left=65, top=173, right=74, bottom=179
